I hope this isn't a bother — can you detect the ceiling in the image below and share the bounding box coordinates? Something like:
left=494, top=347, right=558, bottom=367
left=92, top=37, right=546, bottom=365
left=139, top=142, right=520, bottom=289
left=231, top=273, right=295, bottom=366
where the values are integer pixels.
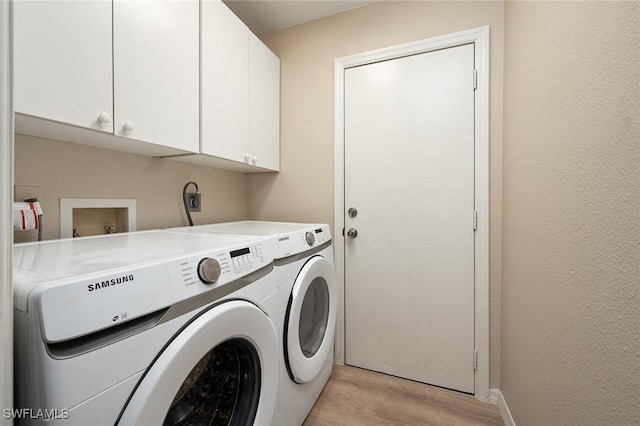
left=222, top=0, right=375, bottom=35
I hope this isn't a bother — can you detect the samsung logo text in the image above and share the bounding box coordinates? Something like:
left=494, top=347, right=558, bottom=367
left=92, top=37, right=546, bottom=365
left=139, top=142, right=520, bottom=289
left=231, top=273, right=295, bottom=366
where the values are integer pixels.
left=88, top=275, right=134, bottom=292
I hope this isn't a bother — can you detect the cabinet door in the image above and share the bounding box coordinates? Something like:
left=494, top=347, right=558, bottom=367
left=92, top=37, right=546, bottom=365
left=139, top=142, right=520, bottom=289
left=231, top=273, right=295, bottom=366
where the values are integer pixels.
left=249, top=34, right=280, bottom=171
left=113, top=0, right=199, bottom=152
left=14, top=0, right=113, bottom=133
left=201, top=0, right=249, bottom=163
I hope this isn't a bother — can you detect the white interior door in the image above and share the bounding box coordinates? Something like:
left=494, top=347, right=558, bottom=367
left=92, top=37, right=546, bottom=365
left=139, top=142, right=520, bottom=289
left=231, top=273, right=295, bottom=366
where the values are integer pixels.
left=344, top=43, right=476, bottom=393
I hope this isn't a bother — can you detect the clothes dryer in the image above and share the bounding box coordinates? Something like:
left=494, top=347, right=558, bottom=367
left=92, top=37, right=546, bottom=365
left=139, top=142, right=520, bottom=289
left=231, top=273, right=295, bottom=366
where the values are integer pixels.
left=166, top=221, right=336, bottom=425
left=13, top=230, right=279, bottom=425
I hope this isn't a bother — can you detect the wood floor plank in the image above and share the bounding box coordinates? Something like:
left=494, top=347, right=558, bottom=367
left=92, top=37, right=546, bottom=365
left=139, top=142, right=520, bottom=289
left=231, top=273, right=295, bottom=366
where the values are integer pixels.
left=303, top=365, right=504, bottom=426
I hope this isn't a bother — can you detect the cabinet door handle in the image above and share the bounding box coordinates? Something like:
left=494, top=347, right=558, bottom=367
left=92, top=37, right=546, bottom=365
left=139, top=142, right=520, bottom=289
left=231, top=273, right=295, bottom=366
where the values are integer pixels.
left=251, top=156, right=258, bottom=165
left=122, top=121, right=135, bottom=132
left=244, top=153, right=251, bottom=163
left=97, top=112, right=112, bottom=124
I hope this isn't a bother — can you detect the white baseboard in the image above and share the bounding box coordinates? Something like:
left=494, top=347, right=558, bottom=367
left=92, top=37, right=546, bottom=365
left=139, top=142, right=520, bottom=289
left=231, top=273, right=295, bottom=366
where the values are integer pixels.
left=489, top=389, right=516, bottom=426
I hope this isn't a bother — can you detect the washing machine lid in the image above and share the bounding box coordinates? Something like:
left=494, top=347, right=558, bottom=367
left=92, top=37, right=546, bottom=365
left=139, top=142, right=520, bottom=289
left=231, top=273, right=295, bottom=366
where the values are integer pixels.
left=168, top=221, right=332, bottom=259
left=13, top=231, right=271, bottom=312
left=172, top=221, right=319, bottom=236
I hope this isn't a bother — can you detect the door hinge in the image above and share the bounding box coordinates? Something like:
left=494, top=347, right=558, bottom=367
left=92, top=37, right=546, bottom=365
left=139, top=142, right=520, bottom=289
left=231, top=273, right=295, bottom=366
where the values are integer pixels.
left=473, top=69, right=477, bottom=91
left=473, top=210, right=478, bottom=231
left=473, top=348, right=478, bottom=371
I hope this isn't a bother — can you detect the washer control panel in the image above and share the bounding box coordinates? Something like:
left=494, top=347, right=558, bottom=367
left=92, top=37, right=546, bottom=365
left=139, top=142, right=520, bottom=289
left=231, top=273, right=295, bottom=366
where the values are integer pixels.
left=167, top=239, right=270, bottom=301
left=27, top=232, right=273, bottom=344
left=271, top=224, right=332, bottom=258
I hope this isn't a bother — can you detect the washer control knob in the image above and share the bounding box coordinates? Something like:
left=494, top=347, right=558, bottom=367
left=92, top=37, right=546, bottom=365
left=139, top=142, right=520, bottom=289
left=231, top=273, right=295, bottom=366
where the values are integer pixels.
left=197, top=258, right=221, bottom=284
left=305, top=231, right=315, bottom=246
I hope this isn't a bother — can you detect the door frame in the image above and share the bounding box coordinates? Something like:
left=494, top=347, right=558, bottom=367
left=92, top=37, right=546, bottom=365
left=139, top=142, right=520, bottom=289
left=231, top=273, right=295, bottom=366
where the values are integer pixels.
left=333, top=26, right=490, bottom=401
left=1, top=0, right=14, bottom=417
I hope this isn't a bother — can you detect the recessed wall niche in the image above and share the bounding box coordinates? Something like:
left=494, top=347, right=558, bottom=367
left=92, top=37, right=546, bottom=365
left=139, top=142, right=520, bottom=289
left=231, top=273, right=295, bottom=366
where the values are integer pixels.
left=60, top=198, right=137, bottom=239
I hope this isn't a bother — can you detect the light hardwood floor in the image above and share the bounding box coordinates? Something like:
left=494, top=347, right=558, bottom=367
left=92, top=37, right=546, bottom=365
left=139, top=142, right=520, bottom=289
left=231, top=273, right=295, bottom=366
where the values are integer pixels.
left=303, top=365, right=504, bottom=426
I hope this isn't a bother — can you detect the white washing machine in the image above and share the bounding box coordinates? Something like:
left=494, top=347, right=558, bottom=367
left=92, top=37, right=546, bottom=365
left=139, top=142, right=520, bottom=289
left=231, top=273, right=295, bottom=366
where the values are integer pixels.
left=166, top=221, right=336, bottom=425
left=13, top=230, right=280, bottom=425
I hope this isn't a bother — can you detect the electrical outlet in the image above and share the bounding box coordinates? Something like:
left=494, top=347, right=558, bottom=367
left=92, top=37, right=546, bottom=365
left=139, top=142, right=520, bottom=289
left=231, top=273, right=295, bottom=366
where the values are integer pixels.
left=185, top=192, right=201, bottom=212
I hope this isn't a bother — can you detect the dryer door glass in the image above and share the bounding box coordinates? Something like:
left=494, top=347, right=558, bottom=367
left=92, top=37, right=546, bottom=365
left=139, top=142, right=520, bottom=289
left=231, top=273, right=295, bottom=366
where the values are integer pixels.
left=299, top=277, right=329, bottom=358
left=285, top=255, right=337, bottom=384
left=164, top=338, right=260, bottom=426
left=117, top=300, right=278, bottom=426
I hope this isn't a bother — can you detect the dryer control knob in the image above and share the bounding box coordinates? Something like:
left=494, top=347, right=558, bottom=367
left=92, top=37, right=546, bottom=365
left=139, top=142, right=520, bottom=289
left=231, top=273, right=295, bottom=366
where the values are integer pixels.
left=197, top=258, right=221, bottom=284
left=305, top=231, right=315, bottom=246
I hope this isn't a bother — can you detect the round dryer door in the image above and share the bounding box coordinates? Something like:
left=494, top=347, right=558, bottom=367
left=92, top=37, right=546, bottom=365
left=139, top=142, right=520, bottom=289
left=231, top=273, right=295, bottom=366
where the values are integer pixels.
left=118, top=300, right=278, bottom=425
left=285, top=255, right=337, bottom=384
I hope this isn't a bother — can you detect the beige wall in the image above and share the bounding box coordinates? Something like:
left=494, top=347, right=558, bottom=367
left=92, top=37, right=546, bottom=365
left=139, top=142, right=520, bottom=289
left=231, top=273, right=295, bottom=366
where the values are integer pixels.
left=502, top=2, right=639, bottom=425
left=251, top=1, right=505, bottom=388
left=14, top=3, right=638, bottom=423
left=14, top=134, right=248, bottom=242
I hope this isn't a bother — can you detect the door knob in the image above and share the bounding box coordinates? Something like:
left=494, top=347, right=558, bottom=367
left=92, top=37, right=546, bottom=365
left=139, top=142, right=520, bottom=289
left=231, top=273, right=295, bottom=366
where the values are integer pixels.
left=348, top=207, right=358, bottom=218
left=346, top=228, right=358, bottom=238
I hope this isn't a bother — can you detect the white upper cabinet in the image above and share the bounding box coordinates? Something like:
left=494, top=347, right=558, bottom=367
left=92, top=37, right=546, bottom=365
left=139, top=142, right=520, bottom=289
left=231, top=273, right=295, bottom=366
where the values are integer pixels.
left=249, top=33, right=280, bottom=171
left=14, top=1, right=114, bottom=133
left=201, top=0, right=249, bottom=164
left=113, top=0, right=199, bottom=153
left=13, top=0, right=277, bottom=170
left=14, top=0, right=199, bottom=156
left=199, top=0, right=280, bottom=172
